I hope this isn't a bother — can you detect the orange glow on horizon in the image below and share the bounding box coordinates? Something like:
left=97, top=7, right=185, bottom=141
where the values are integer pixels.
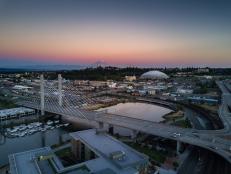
left=0, top=19, right=230, bottom=66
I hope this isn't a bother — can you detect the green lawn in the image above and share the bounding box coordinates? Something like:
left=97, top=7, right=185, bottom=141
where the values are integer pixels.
left=0, top=99, right=16, bottom=109
left=172, top=119, right=191, bottom=128
left=126, top=142, right=166, bottom=163
left=55, top=147, right=72, bottom=158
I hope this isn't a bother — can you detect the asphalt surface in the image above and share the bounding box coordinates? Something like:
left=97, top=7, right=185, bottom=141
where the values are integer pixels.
left=178, top=81, right=231, bottom=174
left=178, top=147, right=231, bottom=174
left=16, top=99, right=231, bottom=163
left=14, top=80, right=231, bottom=164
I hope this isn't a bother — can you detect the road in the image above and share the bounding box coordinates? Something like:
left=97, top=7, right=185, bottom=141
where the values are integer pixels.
left=17, top=97, right=231, bottom=163
left=178, top=146, right=231, bottom=174
left=13, top=80, right=231, bottom=164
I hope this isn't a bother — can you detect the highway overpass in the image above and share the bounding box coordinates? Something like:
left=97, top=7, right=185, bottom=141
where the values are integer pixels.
left=14, top=75, right=231, bottom=163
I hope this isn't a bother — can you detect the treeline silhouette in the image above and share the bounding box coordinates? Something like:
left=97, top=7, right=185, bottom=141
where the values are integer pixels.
left=49, top=66, right=231, bottom=80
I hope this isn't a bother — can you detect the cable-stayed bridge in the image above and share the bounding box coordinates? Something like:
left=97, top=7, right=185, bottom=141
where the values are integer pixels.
left=14, top=75, right=231, bottom=163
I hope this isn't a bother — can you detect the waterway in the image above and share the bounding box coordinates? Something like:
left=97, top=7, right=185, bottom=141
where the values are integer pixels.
left=97, top=102, right=173, bottom=136
left=0, top=123, right=71, bottom=167
left=97, top=102, right=173, bottom=122
left=0, top=102, right=172, bottom=167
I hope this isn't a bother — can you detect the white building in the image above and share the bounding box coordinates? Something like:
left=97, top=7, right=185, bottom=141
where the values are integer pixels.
left=140, top=71, right=169, bottom=80
left=125, top=75, right=136, bottom=82
left=108, top=82, right=117, bottom=88
left=12, top=85, right=32, bottom=91
left=177, top=88, right=193, bottom=94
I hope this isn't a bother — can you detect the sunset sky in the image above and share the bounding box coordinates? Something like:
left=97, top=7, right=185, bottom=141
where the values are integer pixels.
left=0, top=0, right=231, bottom=67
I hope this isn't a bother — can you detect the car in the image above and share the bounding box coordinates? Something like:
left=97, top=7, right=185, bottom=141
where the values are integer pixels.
left=173, top=132, right=181, bottom=136
left=171, top=132, right=181, bottom=138
left=209, top=146, right=218, bottom=150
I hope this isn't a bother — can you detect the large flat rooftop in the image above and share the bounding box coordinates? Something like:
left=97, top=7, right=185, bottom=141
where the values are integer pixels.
left=9, top=129, right=148, bottom=174
left=70, top=129, right=148, bottom=169
left=9, top=147, right=52, bottom=174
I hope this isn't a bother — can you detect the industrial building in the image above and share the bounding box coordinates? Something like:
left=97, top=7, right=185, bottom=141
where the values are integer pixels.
left=0, top=107, right=35, bottom=121
left=187, top=96, right=219, bottom=105
left=9, top=129, right=149, bottom=174
left=125, top=75, right=137, bottom=82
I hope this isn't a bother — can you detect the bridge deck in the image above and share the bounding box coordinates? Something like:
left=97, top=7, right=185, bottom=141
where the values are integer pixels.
left=17, top=100, right=231, bottom=163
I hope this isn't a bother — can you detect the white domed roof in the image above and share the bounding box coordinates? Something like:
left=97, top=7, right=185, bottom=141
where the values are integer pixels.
left=140, top=71, right=169, bottom=80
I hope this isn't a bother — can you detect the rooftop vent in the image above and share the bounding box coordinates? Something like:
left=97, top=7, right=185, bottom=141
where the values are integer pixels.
left=109, top=151, right=126, bottom=161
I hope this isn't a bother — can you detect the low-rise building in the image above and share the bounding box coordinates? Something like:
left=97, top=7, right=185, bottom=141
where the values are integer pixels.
left=0, top=107, right=35, bottom=120
left=196, top=68, right=209, bottom=73
left=125, top=75, right=137, bottom=82
left=176, top=88, right=193, bottom=95
left=9, top=129, right=149, bottom=174
left=12, top=85, right=33, bottom=91
left=187, top=96, right=218, bottom=105
left=147, top=89, right=156, bottom=95
left=108, top=82, right=117, bottom=88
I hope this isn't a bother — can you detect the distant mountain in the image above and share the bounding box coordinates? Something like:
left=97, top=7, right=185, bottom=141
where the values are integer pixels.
left=91, top=60, right=108, bottom=68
